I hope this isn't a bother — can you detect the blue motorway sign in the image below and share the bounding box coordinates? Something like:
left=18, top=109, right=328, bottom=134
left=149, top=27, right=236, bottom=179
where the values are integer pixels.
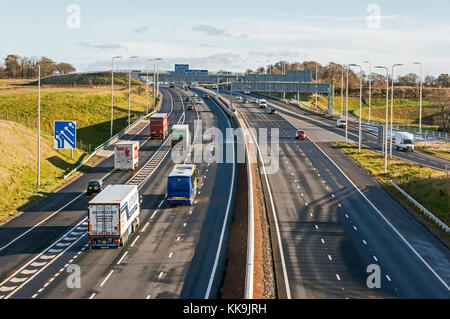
left=54, top=121, right=76, bottom=149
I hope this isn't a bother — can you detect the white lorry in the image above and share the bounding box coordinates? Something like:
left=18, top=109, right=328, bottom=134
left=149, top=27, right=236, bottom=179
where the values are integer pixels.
left=395, top=132, right=414, bottom=152
left=114, top=141, right=139, bottom=170
left=88, top=185, right=141, bottom=248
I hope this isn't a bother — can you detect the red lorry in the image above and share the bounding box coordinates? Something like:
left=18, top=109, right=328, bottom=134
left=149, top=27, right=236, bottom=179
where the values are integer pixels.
left=150, top=113, right=168, bottom=139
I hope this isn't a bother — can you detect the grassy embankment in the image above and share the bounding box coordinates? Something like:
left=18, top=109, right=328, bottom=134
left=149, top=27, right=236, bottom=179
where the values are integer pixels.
left=0, top=77, right=155, bottom=223
left=336, top=142, right=449, bottom=236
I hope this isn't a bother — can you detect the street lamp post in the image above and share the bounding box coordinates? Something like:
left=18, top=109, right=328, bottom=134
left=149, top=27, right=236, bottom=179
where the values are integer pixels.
left=349, top=63, right=362, bottom=152
left=37, top=60, right=52, bottom=186
left=375, top=66, right=389, bottom=173
left=315, top=64, right=318, bottom=108
left=128, top=56, right=138, bottom=126
left=111, top=56, right=122, bottom=137
left=345, top=65, right=349, bottom=142
left=413, top=62, right=423, bottom=133
left=363, top=61, right=372, bottom=122
left=340, top=65, right=344, bottom=118
left=390, top=63, right=403, bottom=157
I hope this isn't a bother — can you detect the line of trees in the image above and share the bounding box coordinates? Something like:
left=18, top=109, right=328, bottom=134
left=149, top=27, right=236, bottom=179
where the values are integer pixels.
left=0, top=54, right=76, bottom=79
left=251, top=61, right=450, bottom=89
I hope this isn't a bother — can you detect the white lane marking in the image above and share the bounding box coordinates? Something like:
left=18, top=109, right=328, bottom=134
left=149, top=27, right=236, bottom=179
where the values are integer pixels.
left=117, top=251, right=128, bottom=265
left=146, top=295, right=151, bottom=299
left=310, top=213, right=313, bottom=217
left=30, top=262, right=47, bottom=267
left=332, top=194, right=335, bottom=198
left=345, top=214, right=349, bottom=219
left=363, top=240, right=367, bottom=245
left=328, top=255, right=332, bottom=261
left=0, top=224, right=86, bottom=299
left=0, top=192, right=85, bottom=252
left=56, top=242, right=71, bottom=247
left=130, top=235, right=140, bottom=248
left=158, top=200, right=164, bottom=208
left=305, top=202, right=309, bottom=206
left=205, top=95, right=240, bottom=299
left=0, top=286, right=16, bottom=292
left=150, top=211, right=157, bottom=219
left=38, top=288, right=44, bottom=293
left=315, top=225, right=319, bottom=230
left=142, top=222, right=150, bottom=232
left=311, top=140, right=450, bottom=291
left=89, top=293, right=96, bottom=299
left=10, top=277, right=27, bottom=283
left=336, top=274, right=341, bottom=281
left=386, top=275, right=392, bottom=282
left=168, top=252, right=173, bottom=258
left=48, top=249, right=63, bottom=254
left=70, top=231, right=84, bottom=236
left=100, top=270, right=114, bottom=287
left=32, top=294, right=38, bottom=299
left=183, top=223, right=187, bottom=228
left=158, top=272, right=164, bottom=279
left=321, top=239, right=325, bottom=244
left=39, top=255, right=56, bottom=260
left=373, top=256, right=378, bottom=262
left=353, top=226, right=358, bottom=231
left=21, top=269, right=38, bottom=275
left=338, top=204, right=342, bottom=208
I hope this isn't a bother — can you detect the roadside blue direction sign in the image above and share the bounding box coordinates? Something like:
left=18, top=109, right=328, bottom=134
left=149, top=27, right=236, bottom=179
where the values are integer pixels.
left=54, top=121, right=76, bottom=149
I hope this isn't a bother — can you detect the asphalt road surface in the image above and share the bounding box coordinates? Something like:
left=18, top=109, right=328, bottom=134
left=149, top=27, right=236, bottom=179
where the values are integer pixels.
left=0, top=87, right=237, bottom=299
left=235, top=97, right=450, bottom=299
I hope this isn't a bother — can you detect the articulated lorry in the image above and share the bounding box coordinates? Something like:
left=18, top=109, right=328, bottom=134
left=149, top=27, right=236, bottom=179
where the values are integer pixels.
left=150, top=113, right=168, bottom=139
left=88, top=185, right=141, bottom=248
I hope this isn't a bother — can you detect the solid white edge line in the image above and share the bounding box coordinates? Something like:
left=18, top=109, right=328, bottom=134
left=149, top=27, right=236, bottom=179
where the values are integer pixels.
left=117, top=251, right=128, bottom=265
left=311, top=139, right=450, bottom=292
left=100, top=270, right=114, bottom=287
left=204, top=92, right=236, bottom=299
left=237, top=108, right=255, bottom=299
left=271, top=97, right=450, bottom=292
left=239, top=106, right=292, bottom=299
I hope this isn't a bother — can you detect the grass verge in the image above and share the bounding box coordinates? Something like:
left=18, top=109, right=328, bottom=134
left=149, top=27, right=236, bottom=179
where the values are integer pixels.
left=0, top=120, right=96, bottom=223
left=336, top=142, right=449, bottom=239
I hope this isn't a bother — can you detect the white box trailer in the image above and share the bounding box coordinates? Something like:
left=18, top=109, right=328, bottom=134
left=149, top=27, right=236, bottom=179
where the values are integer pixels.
left=395, top=132, right=415, bottom=152
left=114, top=141, right=139, bottom=170
left=88, top=185, right=141, bottom=248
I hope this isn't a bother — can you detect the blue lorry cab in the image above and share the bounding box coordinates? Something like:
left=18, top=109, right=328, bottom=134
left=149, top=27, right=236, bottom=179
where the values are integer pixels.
left=167, top=164, right=199, bottom=206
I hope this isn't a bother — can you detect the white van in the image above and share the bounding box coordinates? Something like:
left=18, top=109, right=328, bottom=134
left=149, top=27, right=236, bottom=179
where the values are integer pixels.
left=395, top=132, right=414, bottom=152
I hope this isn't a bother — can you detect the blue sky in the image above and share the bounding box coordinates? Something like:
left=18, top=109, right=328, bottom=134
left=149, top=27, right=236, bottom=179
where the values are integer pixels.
left=1, top=0, right=449, bottom=76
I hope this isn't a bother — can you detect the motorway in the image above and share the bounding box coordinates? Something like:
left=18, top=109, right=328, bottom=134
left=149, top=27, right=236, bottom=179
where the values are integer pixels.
left=259, top=95, right=449, bottom=171
left=0, top=87, right=237, bottom=299
left=232, top=95, right=450, bottom=298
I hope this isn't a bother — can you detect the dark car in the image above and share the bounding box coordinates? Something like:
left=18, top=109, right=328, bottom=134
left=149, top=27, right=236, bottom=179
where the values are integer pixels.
left=269, top=108, right=277, bottom=114
left=296, top=130, right=306, bottom=140
left=203, top=94, right=209, bottom=99
left=185, top=97, right=190, bottom=102
left=187, top=104, right=194, bottom=110
left=87, top=179, right=105, bottom=195
left=243, top=98, right=248, bottom=103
